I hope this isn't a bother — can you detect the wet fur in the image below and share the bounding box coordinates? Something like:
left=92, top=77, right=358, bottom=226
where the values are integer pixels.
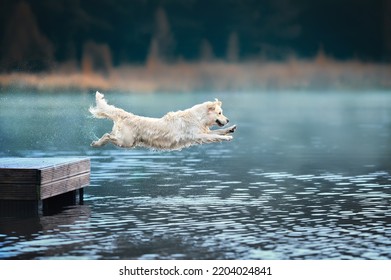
left=89, top=91, right=236, bottom=150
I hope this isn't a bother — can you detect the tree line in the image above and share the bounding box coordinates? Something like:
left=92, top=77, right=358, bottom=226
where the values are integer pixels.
left=0, top=0, right=389, bottom=72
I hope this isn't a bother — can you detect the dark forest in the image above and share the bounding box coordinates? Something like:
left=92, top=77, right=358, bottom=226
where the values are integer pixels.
left=1, top=0, right=390, bottom=91
left=1, top=0, right=390, bottom=69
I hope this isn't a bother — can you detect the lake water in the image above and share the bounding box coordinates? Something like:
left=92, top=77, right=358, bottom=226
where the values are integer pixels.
left=0, top=90, right=390, bottom=260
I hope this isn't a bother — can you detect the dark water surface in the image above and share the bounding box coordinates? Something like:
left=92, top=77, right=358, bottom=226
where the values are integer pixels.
left=0, top=91, right=390, bottom=259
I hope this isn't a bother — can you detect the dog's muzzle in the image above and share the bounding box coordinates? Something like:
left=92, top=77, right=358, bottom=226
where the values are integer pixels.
left=216, top=118, right=229, bottom=127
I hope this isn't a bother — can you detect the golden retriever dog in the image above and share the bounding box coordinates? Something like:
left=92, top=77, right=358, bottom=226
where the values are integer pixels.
left=89, top=91, right=236, bottom=150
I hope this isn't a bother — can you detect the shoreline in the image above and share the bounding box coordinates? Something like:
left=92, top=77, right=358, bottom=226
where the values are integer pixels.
left=1, top=60, right=391, bottom=93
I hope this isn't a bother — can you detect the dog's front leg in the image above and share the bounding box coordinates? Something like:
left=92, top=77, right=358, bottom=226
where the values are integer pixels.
left=196, top=134, right=233, bottom=144
left=210, top=125, right=237, bottom=135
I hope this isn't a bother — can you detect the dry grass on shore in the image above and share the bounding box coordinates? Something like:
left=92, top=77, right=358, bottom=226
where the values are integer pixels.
left=1, top=58, right=391, bottom=93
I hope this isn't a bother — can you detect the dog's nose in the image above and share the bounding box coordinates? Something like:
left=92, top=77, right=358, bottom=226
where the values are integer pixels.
left=226, top=118, right=229, bottom=123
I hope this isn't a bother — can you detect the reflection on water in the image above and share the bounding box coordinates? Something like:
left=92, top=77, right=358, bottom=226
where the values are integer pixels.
left=0, top=91, right=391, bottom=259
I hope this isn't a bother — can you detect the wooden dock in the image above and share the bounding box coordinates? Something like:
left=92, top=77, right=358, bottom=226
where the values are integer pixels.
left=0, top=157, right=90, bottom=214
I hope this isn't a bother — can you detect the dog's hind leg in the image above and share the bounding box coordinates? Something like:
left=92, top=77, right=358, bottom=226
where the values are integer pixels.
left=91, top=132, right=135, bottom=148
left=91, top=133, right=113, bottom=147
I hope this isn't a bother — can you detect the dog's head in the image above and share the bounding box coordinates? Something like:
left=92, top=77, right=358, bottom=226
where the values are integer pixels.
left=205, top=98, right=229, bottom=127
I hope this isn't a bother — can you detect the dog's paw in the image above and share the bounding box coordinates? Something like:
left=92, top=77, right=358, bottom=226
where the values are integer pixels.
left=90, top=141, right=98, bottom=147
left=227, top=125, right=237, bottom=134
left=224, top=135, right=233, bottom=141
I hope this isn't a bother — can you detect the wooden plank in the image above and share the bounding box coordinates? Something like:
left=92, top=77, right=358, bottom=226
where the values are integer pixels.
left=41, top=159, right=90, bottom=184
left=40, top=172, right=90, bottom=200
left=0, top=184, right=39, bottom=200
left=0, top=157, right=90, bottom=184
left=0, top=157, right=90, bottom=201
left=0, top=169, right=38, bottom=184
left=0, top=157, right=87, bottom=169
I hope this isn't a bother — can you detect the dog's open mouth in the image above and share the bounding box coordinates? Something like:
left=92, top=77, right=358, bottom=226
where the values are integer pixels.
left=216, top=119, right=225, bottom=127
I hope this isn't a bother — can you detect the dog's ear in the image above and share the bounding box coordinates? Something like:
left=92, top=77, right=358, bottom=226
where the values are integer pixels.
left=214, top=98, right=222, bottom=107
left=207, top=102, right=216, bottom=111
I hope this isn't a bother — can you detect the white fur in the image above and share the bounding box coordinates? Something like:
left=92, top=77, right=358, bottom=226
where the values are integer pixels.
left=89, top=91, right=236, bottom=150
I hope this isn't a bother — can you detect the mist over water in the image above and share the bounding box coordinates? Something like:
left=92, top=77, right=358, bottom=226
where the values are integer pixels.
left=1, top=91, right=391, bottom=259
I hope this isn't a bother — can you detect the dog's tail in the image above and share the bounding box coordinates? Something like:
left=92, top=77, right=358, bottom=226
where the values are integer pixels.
left=89, top=91, right=129, bottom=121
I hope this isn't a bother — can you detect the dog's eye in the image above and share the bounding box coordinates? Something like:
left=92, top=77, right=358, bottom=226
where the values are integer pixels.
left=218, top=112, right=222, bottom=115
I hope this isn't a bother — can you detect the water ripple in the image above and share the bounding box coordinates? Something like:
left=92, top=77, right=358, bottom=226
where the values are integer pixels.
left=2, top=92, right=391, bottom=260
